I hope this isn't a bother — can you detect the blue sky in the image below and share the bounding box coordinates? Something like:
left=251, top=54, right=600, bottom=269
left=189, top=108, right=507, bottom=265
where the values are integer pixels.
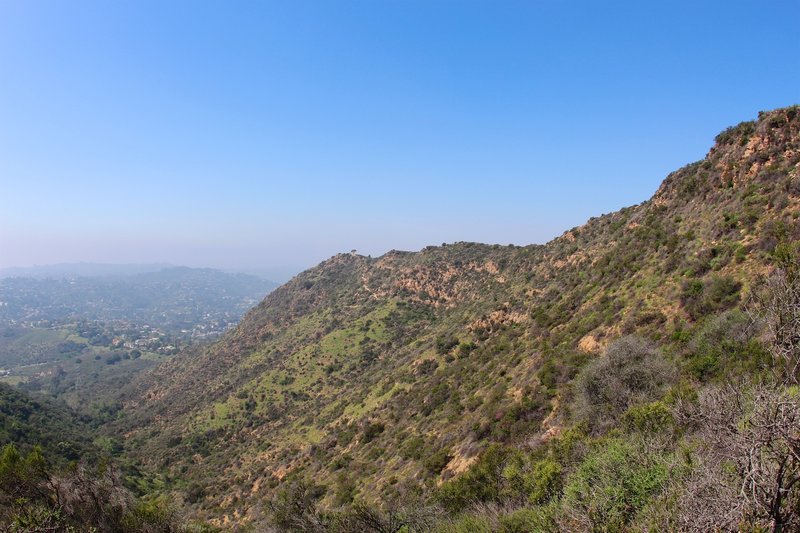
left=1, top=1, right=798, bottom=280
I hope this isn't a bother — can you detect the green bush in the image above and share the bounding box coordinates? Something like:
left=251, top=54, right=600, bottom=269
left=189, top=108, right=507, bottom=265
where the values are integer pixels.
left=436, top=444, right=510, bottom=512
left=361, top=422, right=385, bottom=443
left=683, top=311, right=770, bottom=381
left=0, top=443, right=185, bottom=532
left=498, top=504, right=559, bottom=533
left=527, top=458, right=563, bottom=504
left=436, top=336, right=459, bottom=355
left=501, top=453, right=563, bottom=505
left=423, top=448, right=452, bottom=475
left=621, top=401, right=674, bottom=434
left=680, top=275, right=741, bottom=320
left=122, top=496, right=179, bottom=531
left=433, top=514, right=494, bottom=533
left=561, top=438, right=672, bottom=532
left=400, top=435, right=425, bottom=460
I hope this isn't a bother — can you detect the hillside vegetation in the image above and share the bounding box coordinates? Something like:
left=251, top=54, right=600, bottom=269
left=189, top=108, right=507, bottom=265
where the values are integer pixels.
left=98, top=106, right=800, bottom=530
left=0, top=383, right=214, bottom=532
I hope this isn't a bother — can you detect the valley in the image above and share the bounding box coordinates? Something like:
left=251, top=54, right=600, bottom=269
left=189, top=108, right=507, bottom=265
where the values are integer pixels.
left=0, top=267, right=276, bottom=418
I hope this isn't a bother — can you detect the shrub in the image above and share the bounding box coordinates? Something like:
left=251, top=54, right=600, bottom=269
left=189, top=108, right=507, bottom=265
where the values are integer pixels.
left=621, top=401, right=674, bottom=434
left=361, top=422, right=385, bottom=444
left=561, top=438, right=672, bottom=532
left=574, top=336, right=676, bottom=433
left=682, top=310, right=770, bottom=381
left=268, top=480, right=327, bottom=532
left=526, top=458, right=563, bottom=505
left=0, top=444, right=184, bottom=532
left=748, top=266, right=800, bottom=384
left=435, top=336, right=459, bottom=355
left=681, top=275, right=742, bottom=320
left=675, top=385, right=800, bottom=532
left=436, top=445, right=510, bottom=512
left=433, top=513, right=494, bottom=533
left=499, top=504, right=559, bottom=533
left=423, top=448, right=452, bottom=475
left=401, top=436, right=425, bottom=460
left=458, top=342, right=477, bottom=358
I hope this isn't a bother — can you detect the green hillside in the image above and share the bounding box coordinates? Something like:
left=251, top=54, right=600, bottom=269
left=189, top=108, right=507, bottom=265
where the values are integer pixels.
left=107, top=107, right=800, bottom=530
left=0, top=382, right=96, bottom=463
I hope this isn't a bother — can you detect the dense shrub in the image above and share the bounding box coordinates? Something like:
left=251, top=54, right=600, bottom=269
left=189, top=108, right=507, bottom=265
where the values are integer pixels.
left=523, top=458, right=564, bottom=503
left=361, top=422, right=385, bottom=444
left=423, top=448, right=452, bottom=475
left=560, top=438, right=673, bottom=532
left=498, top=504, right=559, bottom=533
left=680, top=275, right=742, bottom=320
left=682, top=310, right=770, bottom=381
left=436, top=445, right=510, bottom=512
left=269, top=480, right=328, bottom=532
left=435, top=336, right=459, bottom=355
left=432, top=513, right=494, bottom=533
left=574, top=336, right=676, bottom=433
left=621, top=401, right=674, bottom=434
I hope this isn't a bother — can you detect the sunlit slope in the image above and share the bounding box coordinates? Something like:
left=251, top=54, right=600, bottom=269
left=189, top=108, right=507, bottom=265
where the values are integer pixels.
left=114, top=106, right=799, bottom=523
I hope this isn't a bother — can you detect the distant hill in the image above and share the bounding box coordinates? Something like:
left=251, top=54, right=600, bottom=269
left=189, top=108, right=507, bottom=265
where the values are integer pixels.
left=0, top=267, right=279, bottom=425
left=113, top=106, right=800, bottom=528
left=0, top=267, right=278, bottom=335
left=0, top=262, right=174, bottom=279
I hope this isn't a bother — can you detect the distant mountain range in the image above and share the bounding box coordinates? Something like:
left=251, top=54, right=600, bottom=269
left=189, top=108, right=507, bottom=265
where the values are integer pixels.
left=0, top=266, right=278, bottom=335
left=0, top=262, right=176, bottom=279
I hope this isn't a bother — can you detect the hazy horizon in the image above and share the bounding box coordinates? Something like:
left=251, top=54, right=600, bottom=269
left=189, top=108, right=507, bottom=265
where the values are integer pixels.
left=2, top=1, right=799, bottom=276
left=0, top=261, right=296, bottom=283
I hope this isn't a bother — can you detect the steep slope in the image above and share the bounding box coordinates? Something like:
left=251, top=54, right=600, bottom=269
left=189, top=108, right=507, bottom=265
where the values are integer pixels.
left=115, top=106, right=800, bottom=524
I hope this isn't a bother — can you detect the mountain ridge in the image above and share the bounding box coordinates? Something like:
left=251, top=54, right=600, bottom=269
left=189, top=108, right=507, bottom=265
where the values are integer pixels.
left=113, top=106, right=799, bottom=526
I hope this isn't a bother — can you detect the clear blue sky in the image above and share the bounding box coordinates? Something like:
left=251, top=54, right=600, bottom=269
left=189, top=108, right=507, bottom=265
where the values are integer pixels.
left=1, top=1, right=798, bottom=280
